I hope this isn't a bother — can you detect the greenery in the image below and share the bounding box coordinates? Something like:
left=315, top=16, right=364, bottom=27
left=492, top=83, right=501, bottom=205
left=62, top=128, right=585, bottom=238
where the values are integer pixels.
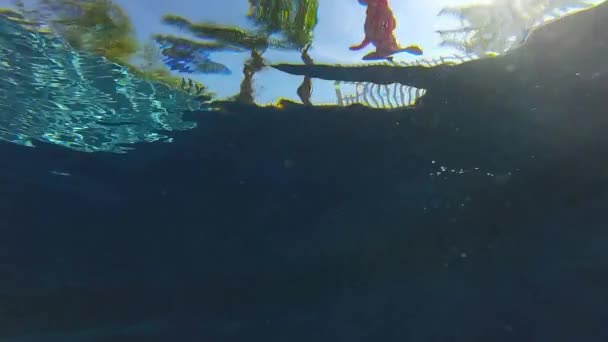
left=247, top=0, right=318, bottom=49
left=159, top=0, right=319, bottom=104
left=161, top=14, right=271, bottom=103
left=10, top=0, right=211, bottom=97
left=161, top=14, right=273, bottom=51
left=37, top=0, right=138, bottom=63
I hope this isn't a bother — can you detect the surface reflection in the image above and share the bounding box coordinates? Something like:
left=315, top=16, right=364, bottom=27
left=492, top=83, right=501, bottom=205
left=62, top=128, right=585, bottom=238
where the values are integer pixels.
left=154, top=0, right=318, bottom=104
left=1, top=0, right=603, bottom=107
left=437, top=0, right=595, bottom=55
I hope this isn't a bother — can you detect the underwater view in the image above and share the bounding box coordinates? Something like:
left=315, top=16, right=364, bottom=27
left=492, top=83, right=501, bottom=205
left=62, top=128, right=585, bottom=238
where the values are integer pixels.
left=0, top=0, right=607, bottom=340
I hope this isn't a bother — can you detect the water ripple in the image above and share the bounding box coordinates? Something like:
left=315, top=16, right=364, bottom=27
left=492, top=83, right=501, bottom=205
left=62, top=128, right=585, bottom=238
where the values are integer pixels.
left=0, top=15, right=203, bottom=153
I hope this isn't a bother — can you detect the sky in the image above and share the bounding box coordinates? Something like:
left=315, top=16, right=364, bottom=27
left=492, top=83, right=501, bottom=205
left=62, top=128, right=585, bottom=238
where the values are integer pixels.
left=1, top=0, right=599, bottom=105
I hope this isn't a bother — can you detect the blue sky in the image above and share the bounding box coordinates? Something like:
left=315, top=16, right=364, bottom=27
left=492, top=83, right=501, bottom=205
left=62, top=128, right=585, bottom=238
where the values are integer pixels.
left=4, top=0, right=589, bottom=104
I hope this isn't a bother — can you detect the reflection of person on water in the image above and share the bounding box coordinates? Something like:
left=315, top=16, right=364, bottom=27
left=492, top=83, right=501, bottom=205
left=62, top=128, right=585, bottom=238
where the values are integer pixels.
left=297, top=44, right=314, bottom=106
left=350, top=0, right=423, bottom=61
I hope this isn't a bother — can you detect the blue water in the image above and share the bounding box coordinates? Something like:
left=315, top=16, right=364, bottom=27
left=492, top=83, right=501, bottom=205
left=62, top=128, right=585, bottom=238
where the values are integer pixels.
left=0, top=15, right=202, bottom=153
left=1, top=1, right=608, bottom=342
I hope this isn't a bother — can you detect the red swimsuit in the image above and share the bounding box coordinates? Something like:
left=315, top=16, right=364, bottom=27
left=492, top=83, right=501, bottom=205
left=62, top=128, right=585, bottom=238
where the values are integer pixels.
left=350, top=0, right=422, bottom=60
